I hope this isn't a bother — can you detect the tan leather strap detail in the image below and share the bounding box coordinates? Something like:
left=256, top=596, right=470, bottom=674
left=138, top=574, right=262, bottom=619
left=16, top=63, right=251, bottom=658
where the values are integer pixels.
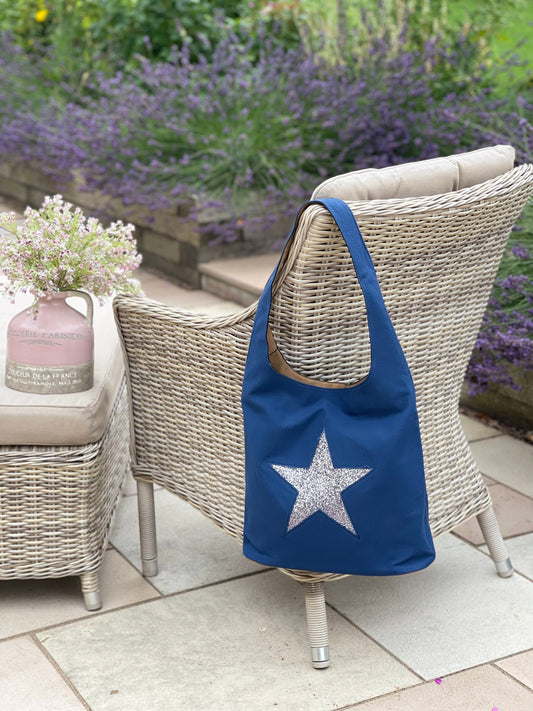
left=267, top=327, right=348, bottom=389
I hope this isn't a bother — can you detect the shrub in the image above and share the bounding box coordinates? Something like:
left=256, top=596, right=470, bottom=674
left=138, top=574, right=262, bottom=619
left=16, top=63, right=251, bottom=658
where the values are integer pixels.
left=0, top=21, right=522, bottom=226
left=0, top=0, right=251, bottom=88
left=464, top=88, right=533, bottom=395
left=467, top=200, right=533, bottom=395
left=0, top=7, right=532, bottom=393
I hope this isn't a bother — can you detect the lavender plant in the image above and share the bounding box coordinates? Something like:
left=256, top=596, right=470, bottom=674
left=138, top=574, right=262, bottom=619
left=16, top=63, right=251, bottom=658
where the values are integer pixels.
left=1, top=14, right=532, bottom=391
left=464, top=91, right=533, bottom=395
left=467, top=201, right=533, bottom=395
left=0, top=23, right=514, bottom=226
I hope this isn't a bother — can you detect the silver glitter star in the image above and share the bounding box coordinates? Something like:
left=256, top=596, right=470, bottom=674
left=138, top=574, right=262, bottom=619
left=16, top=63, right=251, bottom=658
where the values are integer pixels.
left=272, top=430, right=371, bottom=535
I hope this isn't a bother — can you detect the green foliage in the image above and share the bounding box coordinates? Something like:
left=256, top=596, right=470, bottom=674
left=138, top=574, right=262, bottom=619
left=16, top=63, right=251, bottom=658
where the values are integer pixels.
left=447, top=0, right=528, bottom=50
left=292, top=0, right=531, bottom=77
left=448, top=0, right=532, bottom=94
left=0, top=1, right=46, bottom=40
left=499, top=202, right=533, bottom=284
left=0, top=0, right=250, bottom=87
left=1, top=0, right=530, bottom=96
left=83, top=0, right=246, bottom=63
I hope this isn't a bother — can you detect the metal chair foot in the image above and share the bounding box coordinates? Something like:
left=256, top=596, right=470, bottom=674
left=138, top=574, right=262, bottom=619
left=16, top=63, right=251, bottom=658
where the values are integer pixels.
left=142, top=557, right=159, bottom=577
left=137, top=479, right=159, bottom=578
left=81, top=572, right=102, bottom=611
left=83, top=590, right=102, bottom=611
left=311, top=646, right=330, bottom=669
left=477, top=505, right=514, bottom=578
left=495, top=557, right=513, bottom=578
left=303, top=580, right=330, bottom=669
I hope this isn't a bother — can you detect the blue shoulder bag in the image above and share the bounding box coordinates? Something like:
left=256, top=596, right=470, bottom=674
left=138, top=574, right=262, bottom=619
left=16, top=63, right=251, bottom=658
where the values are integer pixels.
left=241, top=198, right=435, bottom=575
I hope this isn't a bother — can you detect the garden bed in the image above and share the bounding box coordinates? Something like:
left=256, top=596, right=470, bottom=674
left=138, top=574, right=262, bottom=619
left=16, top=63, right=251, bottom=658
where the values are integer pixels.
left=1, top=4, right=531, bottom=421
left=461, top=372, right=533, bottom=432
left=0, top=161, right=291, bottom=287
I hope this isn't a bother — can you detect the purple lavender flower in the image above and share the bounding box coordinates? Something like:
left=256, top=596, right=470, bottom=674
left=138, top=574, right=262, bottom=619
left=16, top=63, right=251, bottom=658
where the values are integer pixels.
left=511, top=243, right=531, bottom=260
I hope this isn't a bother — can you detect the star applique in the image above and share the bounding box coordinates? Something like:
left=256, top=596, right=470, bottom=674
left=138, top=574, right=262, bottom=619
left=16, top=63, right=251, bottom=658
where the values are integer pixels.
left=272, top=430, right=371, bottom=535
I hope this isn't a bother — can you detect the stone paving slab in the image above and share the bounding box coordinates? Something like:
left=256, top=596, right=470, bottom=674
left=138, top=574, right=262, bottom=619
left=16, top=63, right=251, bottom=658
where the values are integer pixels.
left=199, top=253, right=277, bottom=306
left=482, top=532, right=533, bottom=580
left=350, top=664, right=533, bottom=710
left=460, top=414, right=503, bottom=441
left=469, top=435, right=533, bottom=498
left=38, top=570, right=420, bottom=711
left=0, top=636, right=87, bottom=711
left=137, top=267, right=240, bottom=314
left=453, top=483, right=533, bottom=544
left=327, top=534, right=533, bottom=680
left=110, top=489, right=262, bottom=595
left=496, top=648, right=533, bottom=691
left=0, top=550, right=159, bottom=640
left=0, top=637, right=87, bottom=711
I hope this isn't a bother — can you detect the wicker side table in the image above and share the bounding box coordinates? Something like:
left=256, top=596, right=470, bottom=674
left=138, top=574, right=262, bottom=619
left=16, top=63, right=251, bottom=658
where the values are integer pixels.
left=0, top=296, right=129, bottom=610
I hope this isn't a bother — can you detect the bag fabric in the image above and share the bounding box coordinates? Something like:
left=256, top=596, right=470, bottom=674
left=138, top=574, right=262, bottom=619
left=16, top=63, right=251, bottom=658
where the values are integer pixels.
left=241, top=198, right=435, bottom=575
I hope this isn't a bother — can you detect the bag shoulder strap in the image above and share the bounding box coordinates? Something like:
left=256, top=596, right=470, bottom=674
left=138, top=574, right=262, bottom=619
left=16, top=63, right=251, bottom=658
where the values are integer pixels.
left=250, top=199, right=410, bottom=381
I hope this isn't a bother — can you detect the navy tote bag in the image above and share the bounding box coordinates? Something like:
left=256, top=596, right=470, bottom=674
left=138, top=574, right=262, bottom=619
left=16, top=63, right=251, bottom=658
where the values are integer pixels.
left=241, top=198, right=435, bottom=575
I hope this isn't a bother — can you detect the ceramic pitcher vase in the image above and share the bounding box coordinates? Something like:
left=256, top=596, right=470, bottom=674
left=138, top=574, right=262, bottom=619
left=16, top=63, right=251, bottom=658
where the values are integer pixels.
left=5, top=291, right=94, bottom=394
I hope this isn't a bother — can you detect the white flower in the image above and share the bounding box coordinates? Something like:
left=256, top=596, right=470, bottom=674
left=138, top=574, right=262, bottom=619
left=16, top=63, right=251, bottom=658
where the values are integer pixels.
left=0, top=195, right=142, bottom=299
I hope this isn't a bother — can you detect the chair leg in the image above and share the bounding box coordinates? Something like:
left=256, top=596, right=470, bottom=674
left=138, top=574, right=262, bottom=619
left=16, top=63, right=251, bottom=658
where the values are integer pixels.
left=81, top=571, right=102, bottom=611
left=303, top=580, right=330, bottom=669
left=137, top=479, right=158, bottom=577
left=477, top=505, right=513, bottom=578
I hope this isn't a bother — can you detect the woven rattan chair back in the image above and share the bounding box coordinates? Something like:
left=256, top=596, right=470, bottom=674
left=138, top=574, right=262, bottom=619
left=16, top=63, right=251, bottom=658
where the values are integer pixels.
left=114, top=162, right=533, bottom=667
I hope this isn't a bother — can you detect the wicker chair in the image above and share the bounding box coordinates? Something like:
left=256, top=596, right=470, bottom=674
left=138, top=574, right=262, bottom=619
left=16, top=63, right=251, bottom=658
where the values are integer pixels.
left=114, top=153, right=533, bottom=668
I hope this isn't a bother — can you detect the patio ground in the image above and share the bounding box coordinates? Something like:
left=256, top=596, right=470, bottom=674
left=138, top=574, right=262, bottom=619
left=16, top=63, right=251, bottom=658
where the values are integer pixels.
left=1, top=196, right=533, bottom=710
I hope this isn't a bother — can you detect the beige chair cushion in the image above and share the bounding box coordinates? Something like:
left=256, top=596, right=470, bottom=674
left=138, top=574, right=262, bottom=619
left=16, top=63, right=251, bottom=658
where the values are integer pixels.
left=0, top=295, right=124, bottom=446
left=312, top=145, right=516, bottom=201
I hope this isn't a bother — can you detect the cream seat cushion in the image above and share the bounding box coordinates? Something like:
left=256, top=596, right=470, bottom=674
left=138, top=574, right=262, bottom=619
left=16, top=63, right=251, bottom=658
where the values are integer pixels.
left=312, top=145, right=516, bottom=200
left=0, top=294, right=124, bottom=446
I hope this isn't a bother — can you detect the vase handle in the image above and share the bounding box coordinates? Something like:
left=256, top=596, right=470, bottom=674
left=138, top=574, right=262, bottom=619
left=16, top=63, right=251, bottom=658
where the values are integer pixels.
left=64, top=291, right=94, bottom=328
